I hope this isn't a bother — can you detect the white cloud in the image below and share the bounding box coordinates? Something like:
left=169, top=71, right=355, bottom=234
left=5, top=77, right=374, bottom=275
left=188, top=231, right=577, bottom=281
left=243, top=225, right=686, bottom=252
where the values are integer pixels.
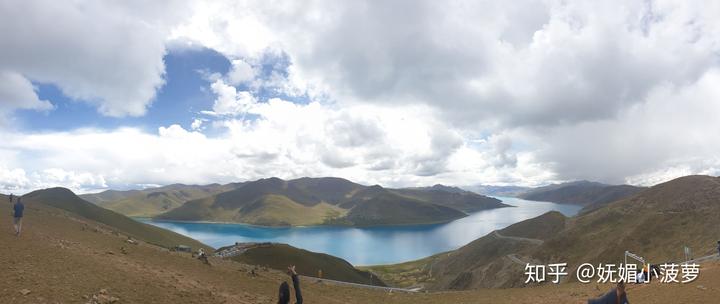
left=0, top=164, right=108, bottom=194
left=206, top=79, right=258, bottom=116
left=0, top=165, right=30, bottom=192
left=168, top=0, right=720, bottom=185
left=0, top=0, right=193, bottom=117
left=0, top=70, right=54, bottom=115
left=532, top=68, right=720, bottom=184
left=31, top=168, right=108, bottom=193
left=3, top=0, right=720, bottom=191
left=190, top=118, right=204, bottom=131
left=227, top=59, right=255, bottom=85
left=0, top=97, right=548, bottom=193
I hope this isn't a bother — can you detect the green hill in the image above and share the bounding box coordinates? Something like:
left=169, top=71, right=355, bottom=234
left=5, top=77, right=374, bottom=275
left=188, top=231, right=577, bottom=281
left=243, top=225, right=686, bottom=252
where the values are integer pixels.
left=519, top=180, right=644, bottom=209
left=22, top=187, right=211, bottom=251
left=337, top=192, right=467, bottom=226
left=81, top=189, right=143, bottom=205
left=80, top=183, right=243, bottom=217
left=155, top=178, right=350, bottom=226
left=156, top=177, right=505, bottom=226
left=290, top=177, right=366, bottom=203
left=392, top=185, right=510, bottom=213
left=230, top=243, right=386, bottom=286
left=158, top=193, right=346, bottom=226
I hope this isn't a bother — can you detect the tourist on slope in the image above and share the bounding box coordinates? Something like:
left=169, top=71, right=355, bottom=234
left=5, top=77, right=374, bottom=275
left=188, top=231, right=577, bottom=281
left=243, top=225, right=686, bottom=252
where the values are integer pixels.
left=588, top=281, right=629, bottom=304
left=13, top=196, right=24, bottom=236
left=278, top=265, right=303, bottom=304
left=717, top=241, right=720, bottom=257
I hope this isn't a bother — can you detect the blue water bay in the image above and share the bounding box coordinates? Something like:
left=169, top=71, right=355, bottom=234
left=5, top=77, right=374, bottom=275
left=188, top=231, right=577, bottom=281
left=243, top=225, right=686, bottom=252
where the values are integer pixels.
left=138, top=197, right=581, bottom=265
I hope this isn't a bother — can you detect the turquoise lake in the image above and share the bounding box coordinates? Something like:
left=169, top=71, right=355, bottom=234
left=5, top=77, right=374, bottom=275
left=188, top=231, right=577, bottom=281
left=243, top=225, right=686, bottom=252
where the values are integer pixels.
left=138, top=197, right=581, bottom=266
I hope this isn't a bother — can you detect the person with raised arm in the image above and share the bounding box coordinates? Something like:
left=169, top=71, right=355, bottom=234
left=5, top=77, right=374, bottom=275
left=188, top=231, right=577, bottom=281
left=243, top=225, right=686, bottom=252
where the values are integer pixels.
left=278, top=265, right=303, bottom=304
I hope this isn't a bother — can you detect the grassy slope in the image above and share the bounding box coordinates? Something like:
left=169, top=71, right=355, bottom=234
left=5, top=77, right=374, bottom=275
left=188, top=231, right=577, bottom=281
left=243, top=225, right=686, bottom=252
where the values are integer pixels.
left=391, top=188, right=510, bottom=213
left=364, top=211, right=565, bottom=289
left=236, top=195, right=346, bottom=226
left=1, top=192, right=719, bottom=303
left=498, top=211, right=567, bottom=240
left=520, top=181, right=644, bottom=207
left=290, top=177, right=365, bottom=203
left=359, top=253, right=448, bottom=288
left=22, top=188, right=211, bottom=251
left=392, top=175, right=720, bottom=290
left=231, top=243, right=386, bottom=286
left=339, top=192, right=467, bottom=226
left=80, top=189, right=143, bottom=206
left=156, top=194, right=347, bottom=226
left=81, top=184, right=240, bottom=217
left=533, top=175, right=720, bottom=268
left=158, top=178, right=474, bottom=226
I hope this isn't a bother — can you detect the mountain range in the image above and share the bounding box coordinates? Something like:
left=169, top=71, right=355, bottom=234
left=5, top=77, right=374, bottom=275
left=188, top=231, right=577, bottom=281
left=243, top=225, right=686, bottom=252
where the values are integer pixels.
left=2, top=175, right=719, bottom=302
left=80, top=183, right=244, bottom=217
left=517, top=180, right=645, bottom=212
left=85, top=177, right=509, bottom=226
left=369, top=175, right=720, bottom=290
left=4, top=187, right=716, bottom=303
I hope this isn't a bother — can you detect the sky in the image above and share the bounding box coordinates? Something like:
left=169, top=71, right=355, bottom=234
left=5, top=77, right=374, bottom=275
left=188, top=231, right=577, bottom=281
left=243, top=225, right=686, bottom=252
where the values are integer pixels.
left=1, top=0, right=720, bottom=193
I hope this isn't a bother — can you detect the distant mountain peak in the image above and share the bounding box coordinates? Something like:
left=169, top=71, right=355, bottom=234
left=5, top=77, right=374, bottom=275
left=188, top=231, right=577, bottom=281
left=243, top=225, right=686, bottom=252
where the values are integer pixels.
left=429, top=184, right=465, bottom=192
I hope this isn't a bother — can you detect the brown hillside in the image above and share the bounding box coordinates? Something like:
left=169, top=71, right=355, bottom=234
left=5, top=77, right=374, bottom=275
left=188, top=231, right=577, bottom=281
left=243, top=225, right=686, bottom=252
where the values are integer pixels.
left=21, top=188, right=210, bottom=251
left=417, top=175, right=720, bottom=290
left=1, top=192, right=719, bottom=303
left=156, top=177, right=505, bottom=226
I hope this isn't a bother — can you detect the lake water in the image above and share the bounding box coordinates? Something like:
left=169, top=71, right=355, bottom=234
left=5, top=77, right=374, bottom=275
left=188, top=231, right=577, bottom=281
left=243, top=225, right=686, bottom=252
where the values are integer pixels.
left=138, top=197, right=581, bottom=266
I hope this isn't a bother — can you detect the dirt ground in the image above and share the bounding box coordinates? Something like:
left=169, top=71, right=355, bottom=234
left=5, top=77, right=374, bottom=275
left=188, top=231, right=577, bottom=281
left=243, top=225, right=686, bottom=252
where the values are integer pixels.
left=1, top=201, right=718, bottom=303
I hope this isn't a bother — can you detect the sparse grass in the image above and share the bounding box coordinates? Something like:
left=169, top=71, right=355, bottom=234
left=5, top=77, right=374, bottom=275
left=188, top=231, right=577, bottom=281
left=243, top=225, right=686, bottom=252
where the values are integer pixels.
left=23, top=188, right=212, bottom=251
left=85, top=185, right=237, bottom=217
left=231, top=243, right=386, bottom=286
left=159, top=194, right=347, bottom=226
left=360, top=253, right=446, bottom=288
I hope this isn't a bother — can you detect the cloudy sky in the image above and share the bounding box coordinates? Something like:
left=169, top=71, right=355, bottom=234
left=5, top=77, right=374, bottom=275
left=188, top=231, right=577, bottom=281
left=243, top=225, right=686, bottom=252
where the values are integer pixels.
left=1, top=0, right=719, bottom=193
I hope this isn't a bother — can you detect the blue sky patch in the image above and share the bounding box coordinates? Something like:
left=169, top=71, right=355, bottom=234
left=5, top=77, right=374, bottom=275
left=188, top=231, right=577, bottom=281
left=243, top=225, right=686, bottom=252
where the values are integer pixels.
left=18, top=47, right=231, bottom=133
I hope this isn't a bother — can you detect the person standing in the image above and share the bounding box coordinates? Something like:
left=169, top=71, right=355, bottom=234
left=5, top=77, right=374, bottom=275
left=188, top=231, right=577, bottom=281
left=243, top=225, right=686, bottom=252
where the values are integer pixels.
left=717, top=241, right=720, bottom=257
left=13, top=196, right=24, bottom=236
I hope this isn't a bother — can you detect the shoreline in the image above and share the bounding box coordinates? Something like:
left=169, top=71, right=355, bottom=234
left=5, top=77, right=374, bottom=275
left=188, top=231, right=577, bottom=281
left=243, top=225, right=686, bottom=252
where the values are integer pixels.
left=134, top=205, right=517, bottom=229
left=136, top=217, right=462, bottom=229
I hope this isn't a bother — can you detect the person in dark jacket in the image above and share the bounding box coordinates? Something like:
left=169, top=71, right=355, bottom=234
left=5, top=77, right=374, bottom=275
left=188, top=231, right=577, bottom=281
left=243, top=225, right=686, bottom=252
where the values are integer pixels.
left=717, top=241, right=720, bottom=257
left=13, top=196, right=24, bottom=236
left=588, top=281, right=629, bottom=304
left=278, top=265, right=303, bottom=304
